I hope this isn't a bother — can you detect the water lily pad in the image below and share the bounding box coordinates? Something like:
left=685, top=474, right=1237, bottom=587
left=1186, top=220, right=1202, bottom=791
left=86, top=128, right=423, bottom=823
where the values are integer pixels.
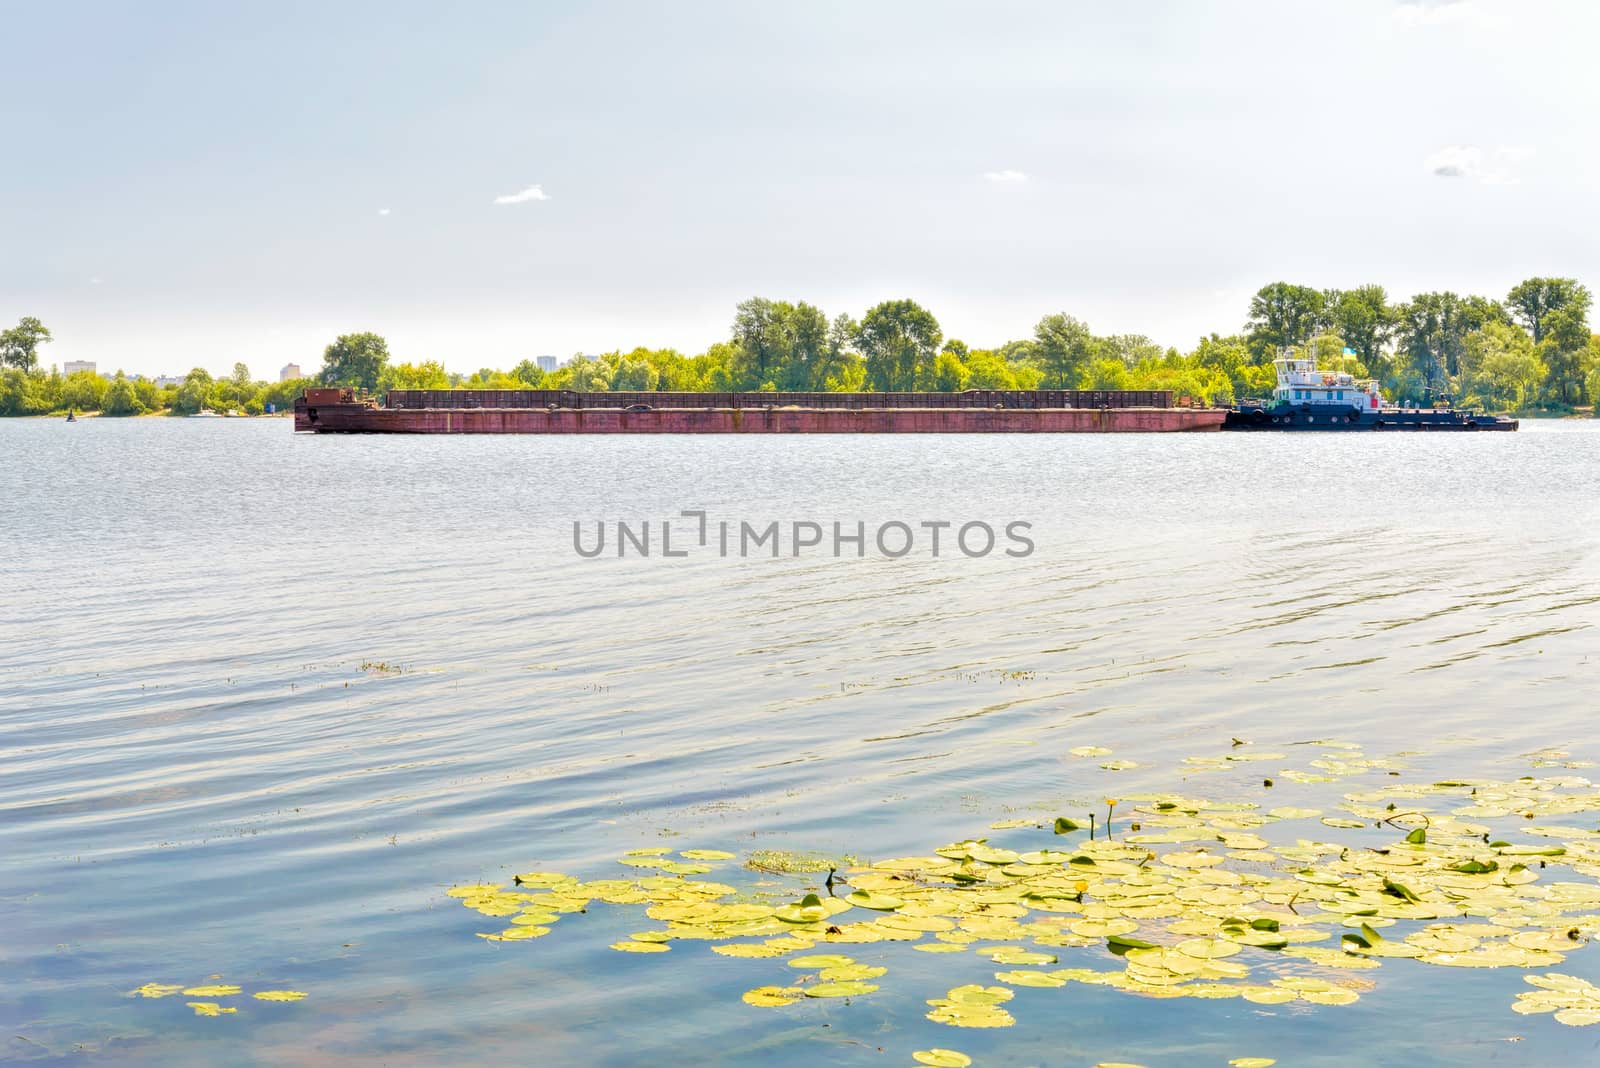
left=253, top=990, right=308, bottom=1002
left=181, top=985, right=241, bottom=997
left=804, top=981, right=878, bottom=998
left=131, top=983, right=183, bottom=998
left=846, top=889, right=905, bottom=911
left=741, top=985, right=802, bottom=1007
left=995, top=969, right=1067, bottom=988
left=788, top=954, right=856, bottom=970
left=1070, top=746, right=1113, bottom=758
left=609, top=940, right=669, bottom=953
left=1300, top=987, right=1360, bottom=1005
left=679, top=849, right=735, bottom=860
left=913, top=1050, right=973, bottom=1068
left=775, top=893, right=852, bottom=923
left=185, top=1002, right=236, bottom=1016
left=713, top=943, right=788, bottom=958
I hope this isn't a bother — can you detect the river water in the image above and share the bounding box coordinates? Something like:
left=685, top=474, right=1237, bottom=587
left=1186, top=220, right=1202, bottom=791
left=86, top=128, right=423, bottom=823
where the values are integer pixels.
left=2, top=418, right=1597, bottom=1066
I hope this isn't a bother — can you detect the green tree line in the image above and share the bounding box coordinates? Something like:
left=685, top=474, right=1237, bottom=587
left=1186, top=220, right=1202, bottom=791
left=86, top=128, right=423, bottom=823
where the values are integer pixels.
left=6, top=277, right=1598, bottom=417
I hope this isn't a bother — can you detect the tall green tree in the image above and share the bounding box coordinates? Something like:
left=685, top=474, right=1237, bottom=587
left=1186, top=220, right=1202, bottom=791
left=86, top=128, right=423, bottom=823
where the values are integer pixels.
left=1505, top=279, right=1592, bottom=404
left=730, top=297, right=788, bottom=388
left=1327, top=285, right=1395, bottom=373
left=1460, top=321, right=1544, bottom=412
left=1246, top=283, right=1324, bottom=360
left=930, top=350, right=969, bottom=392
left=1032, top=313, right=1094, bottom=388
left=0, top=317, right=52, bottom=370
left=172, top=368, right=214, bottom=415
left=1539, top=307, right=1593, bottom=405
left=962, top=348, right=1018, bottom=390
left=1099, top=334, right=1164, bottom=368
left=857, top=300, right=942, bottom=391
left=103, top=371, right=146, bottom=416
left=319, top=332, right=390, bottom=391
left=1506, top=278, right=1591, bottom=344
left=1394, top=293, right=1500, bottom=393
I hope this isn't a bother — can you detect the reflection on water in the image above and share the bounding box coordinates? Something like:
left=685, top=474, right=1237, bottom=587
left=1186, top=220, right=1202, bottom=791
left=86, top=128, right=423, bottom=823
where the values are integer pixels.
left=2, top=419, right=1598, bottom=1064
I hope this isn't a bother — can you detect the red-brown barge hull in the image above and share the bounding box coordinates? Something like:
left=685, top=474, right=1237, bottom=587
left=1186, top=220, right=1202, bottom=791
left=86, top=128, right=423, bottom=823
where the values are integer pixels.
left=296, top=405, right=1225, bottom=433
left=293, top=388, right=1227, bottom=433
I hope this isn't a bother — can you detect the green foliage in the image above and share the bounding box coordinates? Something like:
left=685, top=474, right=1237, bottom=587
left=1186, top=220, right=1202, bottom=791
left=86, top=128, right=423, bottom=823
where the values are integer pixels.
left=379, top=360, right=451, bottom=392
left=0, top=368, right=53, bottom=414
left=171, top=368, right=214, bottom=415
left=1394, top=293, right=1500, bottom=395
left=1099, top=334, right=1164, bottom=368
left=1506, top=280, right=1595, bottom=405
left=102, top=372, right=146, bottom=416
left=612, top=356, right=660, bottom=391
left=1246, top=283, right=1324, bottom=359
left=930, top=350, right=968, bottom=392
left=961, top=348, right=1019, bottom=390
left=557, top=354, right=613, bottom=392
left=8, top=282, right=1593, bottom=419
left=858, top=299, right=942, bottom=391
left=1033, top=313, right=1093, bottom=388
left=1084, top=358, right=1130, bottom=390
left=319, top=332, right=390, bottom=391
left=1326, top=285, right=1395, bottom=374
left=0, top=316, right=52, bottom=371
left=60, top=370, right=107, bottom=412
left=1460, top=322, right=1544, bottom=412
left=1506, top=278, right=1590, bottom=344
left=509, top=359, right=548, bottom=387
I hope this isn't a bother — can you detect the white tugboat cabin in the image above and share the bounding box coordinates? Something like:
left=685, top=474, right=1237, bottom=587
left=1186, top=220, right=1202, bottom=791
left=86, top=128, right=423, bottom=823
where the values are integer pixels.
left=1272, top=355, right=1381, bottom=413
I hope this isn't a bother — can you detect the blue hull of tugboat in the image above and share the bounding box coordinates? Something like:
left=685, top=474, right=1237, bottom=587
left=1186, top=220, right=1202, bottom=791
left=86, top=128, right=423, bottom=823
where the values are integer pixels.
left=1223, top=406, right=1517, bottom=431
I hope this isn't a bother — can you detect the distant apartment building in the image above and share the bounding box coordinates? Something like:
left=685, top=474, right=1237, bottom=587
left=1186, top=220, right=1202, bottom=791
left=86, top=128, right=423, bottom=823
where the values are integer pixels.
left=153, top=375, right=184, bottom=389
left=535, top=355, right=558, bottom=373
left=63, top=360, right=97, bottom=376
left=280, top=362, right=303, bottom=381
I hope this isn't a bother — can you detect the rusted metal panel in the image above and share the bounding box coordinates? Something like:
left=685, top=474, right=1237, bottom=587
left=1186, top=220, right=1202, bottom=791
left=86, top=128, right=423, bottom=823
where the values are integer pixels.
left=380, top=389, right=1175, bottom=411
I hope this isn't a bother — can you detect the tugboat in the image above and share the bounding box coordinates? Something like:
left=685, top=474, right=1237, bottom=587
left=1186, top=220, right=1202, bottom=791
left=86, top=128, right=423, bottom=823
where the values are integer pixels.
left=1224, top=352, right=1517, bottom=431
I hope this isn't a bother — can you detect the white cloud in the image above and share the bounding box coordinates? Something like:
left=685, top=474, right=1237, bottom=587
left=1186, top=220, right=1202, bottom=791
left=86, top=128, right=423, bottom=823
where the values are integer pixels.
left=493, top=184, right=550, bottom=205
left=1424, top=144, right=1531, bottom=185
left=983, top=169, right=1028, bottom=184
left=1391, top=1, right=1498, bottom=29
left=377, top=207, right=391, bottom=216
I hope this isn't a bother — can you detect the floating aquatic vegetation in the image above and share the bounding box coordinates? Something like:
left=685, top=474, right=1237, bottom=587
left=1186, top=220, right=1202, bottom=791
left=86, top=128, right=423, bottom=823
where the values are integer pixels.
left=131, top=983, right=183, bottom=999
left=131, top=978, right=308, bottom=1018
left=445, top=747, right=1600, bottom=1058
left=745, top=849, right=859, bottom=874
left=180, top=985, right=241, bottom=997
left=912, top=1050, right=972, bottom=1067
left=1514, top=973, right=1600, bottom=1025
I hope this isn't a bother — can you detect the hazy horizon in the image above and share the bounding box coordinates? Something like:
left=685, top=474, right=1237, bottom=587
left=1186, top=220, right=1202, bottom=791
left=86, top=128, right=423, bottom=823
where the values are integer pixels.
left=4, top=0, right=1597, bottom=378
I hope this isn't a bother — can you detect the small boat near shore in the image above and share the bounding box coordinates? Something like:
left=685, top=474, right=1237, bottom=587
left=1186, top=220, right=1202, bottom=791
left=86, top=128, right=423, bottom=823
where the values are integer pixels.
left=1223, top=353, right=1517, bottom=431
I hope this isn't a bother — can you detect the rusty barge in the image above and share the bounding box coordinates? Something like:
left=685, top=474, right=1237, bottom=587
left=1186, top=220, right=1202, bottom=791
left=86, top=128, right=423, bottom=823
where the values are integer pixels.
left=294, top=388, right=1227, bottom=433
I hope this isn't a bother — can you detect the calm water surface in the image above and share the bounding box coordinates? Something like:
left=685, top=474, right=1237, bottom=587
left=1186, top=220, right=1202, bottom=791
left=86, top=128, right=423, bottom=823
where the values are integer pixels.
left=3, top=418, right=1598, bottom=1066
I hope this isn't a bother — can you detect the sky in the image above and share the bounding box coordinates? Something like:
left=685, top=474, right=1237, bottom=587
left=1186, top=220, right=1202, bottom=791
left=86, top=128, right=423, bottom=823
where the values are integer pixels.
left=3, top=0, right=1598, bottom=378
